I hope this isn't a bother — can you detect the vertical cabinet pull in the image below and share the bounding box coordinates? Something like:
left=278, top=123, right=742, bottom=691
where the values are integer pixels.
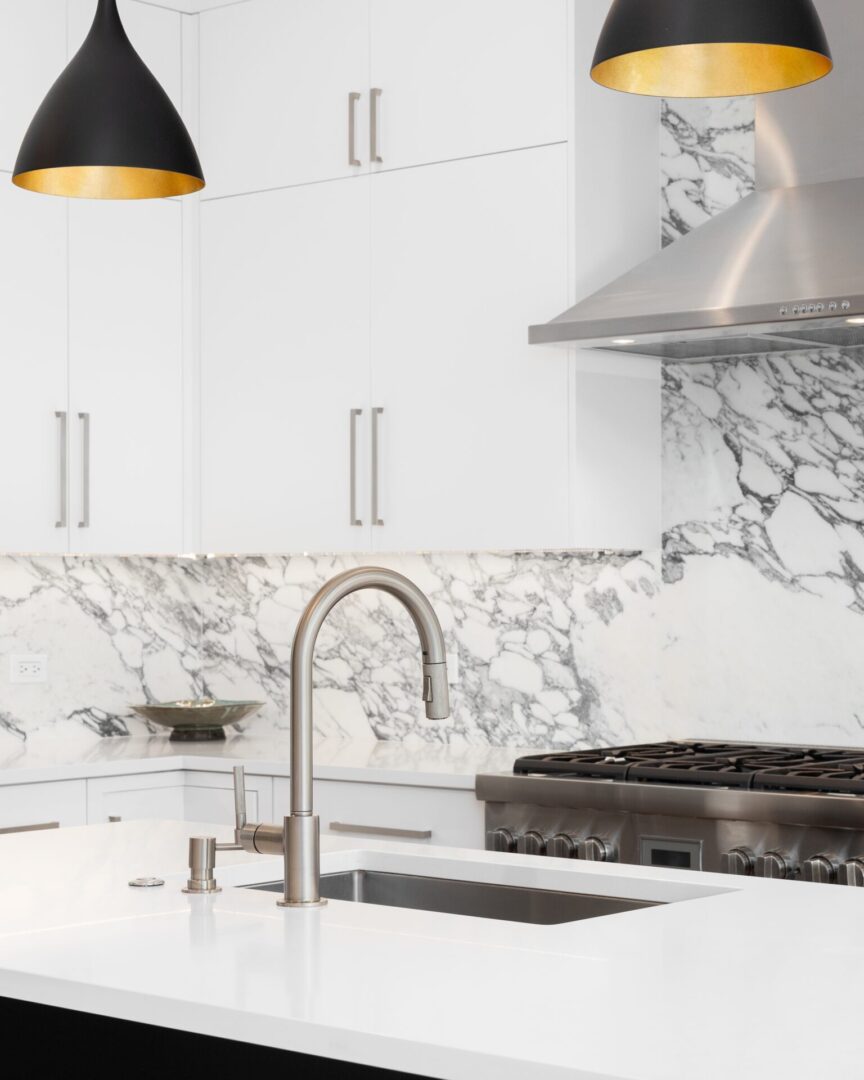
left=371, top=406, right=384, bottom=527
left=54, top=411, right=67, bottom=529
left=370, top=87, right=383, bottom=164
left=350, top=408, right=363, bottom=526
left=348, top=91, right=361, bottom=167
left=78, top=412, right=90, bottom=529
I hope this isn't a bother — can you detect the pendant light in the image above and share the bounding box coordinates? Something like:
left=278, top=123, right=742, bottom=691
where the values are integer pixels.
left=13, top=0, right=204, bottom=199
left=591, top=0, right=832, bottom=98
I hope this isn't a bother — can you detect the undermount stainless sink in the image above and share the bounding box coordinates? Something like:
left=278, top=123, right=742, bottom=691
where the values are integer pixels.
left=248, top=870, right=659, bottom=925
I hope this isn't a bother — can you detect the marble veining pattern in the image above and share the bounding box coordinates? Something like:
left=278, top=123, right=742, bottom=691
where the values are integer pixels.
left=0, top=551, right=660, bottom=750
left=661, top=98, right=755, bottom=246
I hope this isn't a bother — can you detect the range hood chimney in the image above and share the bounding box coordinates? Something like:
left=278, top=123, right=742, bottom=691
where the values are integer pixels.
left=530, top=0, right=864, bottom=363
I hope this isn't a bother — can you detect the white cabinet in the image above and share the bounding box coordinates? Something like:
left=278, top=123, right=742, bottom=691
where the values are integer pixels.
left=86, top=772, right=187, bottom=823
left=86, top=771, right=273, bottom=824
left=274, top=777, right=484, bottom=849
left=201, top=144, right=569, bottom=554
left=0, top=780, right=87, bottom=831
left=201, top=178, right=371, bottom=554
left=199, top=0, right=567, bottom=200
left=368, top=0, right=567, bottom=173
left=68, top=199, right=184, bottom=554
left=183, top=770, right=273, bottom=825
left=0, top=184, right=68, bottom=554
left=199, top=0, right=370, bottom=200
left=0, top=0, right=187, bottom=558
left=369, top=145, right=570, bottom=551
left=0, top=1, right=67, bottom=174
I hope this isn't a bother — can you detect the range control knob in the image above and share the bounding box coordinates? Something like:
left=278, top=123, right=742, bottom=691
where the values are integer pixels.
left=582, top=836, right=616, bottom=862
left=755, top=851, right=797, bottom=880
left=801, top=855, right=838, bottom=885
left=720, top=847, right=756, bottom=876
left=841, top=858, right=864, bottom=887
left=488, top=828, right=517, bottom=853
left=516, top=830, right=547, bottom=857
left=546, top=834, right=578, bottom=859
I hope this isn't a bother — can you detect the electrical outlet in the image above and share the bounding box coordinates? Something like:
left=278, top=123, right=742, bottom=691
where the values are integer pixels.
left=446, top=652, right=460, bottom=684
left=9, top=654, right=48, bottom=684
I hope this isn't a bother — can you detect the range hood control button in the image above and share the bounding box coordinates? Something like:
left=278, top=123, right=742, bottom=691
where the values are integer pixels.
left=841, top=858, right=864, bottom=887
left=546, top=834, right=578, bottom=859
left=582, top=836, right=616, bottom=862
left=488, top=828, right=517, bottom=853
left=516, top=830, right=546, bottom=857
left=801, top=855, right=838, bottom=884
left=720, top=847, right=755, bottom=876
left=755, top=851, right=797, bottom=879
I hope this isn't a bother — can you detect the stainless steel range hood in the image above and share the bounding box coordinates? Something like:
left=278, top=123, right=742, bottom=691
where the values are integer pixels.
left=530, top=0, right=864, bottom=364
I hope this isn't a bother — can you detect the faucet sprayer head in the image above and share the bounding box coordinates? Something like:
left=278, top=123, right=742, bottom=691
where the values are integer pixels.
left=422, top=661, right=450, bottom=720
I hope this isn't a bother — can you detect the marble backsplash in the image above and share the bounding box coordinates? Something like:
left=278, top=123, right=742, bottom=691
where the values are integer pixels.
left=0, top=551, right=661, bottom=750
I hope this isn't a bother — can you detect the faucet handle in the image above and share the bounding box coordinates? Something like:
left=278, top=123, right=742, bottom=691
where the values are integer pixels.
left=232, top=765, right=248, bottom=836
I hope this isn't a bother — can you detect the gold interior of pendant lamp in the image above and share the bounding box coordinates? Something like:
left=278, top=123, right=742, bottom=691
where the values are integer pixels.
left=12, top=165, right=205, bottom=199
left=591, top=42, right=833, bottom=97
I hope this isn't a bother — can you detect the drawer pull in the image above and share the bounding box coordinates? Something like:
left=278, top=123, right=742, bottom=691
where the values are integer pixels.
left=0, top=821, right=60, bottom=836
left=329, top=821, right=432, bottom=840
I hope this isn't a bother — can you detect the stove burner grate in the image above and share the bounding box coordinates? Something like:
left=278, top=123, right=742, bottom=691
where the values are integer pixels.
left=513, top=741, right=864, bottom=795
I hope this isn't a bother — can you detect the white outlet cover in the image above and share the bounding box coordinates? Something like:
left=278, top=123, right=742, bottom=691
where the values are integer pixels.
left=9, top=654, right=48, bottom=684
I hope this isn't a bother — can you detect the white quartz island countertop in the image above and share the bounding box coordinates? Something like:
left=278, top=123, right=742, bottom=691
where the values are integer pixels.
left=0, top=820, right=860, bottom=1079
left=0, top=733, right=526, bottom=789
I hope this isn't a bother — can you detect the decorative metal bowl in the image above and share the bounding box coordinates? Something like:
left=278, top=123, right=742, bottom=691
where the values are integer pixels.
left=130, top=698, right=264, bottom=741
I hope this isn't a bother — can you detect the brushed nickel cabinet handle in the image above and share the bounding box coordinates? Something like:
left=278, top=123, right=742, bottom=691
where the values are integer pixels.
left=329, top=821, right=432, bottom=840
left=348, top=91, right=361, bottom=166
left=371, top=406, right=384, bottom=526
left=54, top=410, right=67, bottom=529
left=0, top=821, right=60, bottom=836
left=77, top=412, right=90, bottom=528
left=370, top=87, right=383, bottom=164
left=350, top=408, right=363, bottom=526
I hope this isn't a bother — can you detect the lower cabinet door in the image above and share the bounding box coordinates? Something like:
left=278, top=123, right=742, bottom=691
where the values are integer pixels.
left=274, top=777, right=484, bottom=850
left=0, top=780, right=87, bottom=831
left=86, top=772, right=187, bottom=824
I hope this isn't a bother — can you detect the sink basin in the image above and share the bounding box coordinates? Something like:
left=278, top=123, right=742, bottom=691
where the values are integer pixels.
left=248, top=869, right=659, bottom=925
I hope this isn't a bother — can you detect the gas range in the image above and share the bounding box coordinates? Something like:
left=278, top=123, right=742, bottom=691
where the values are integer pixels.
left=476, top=740, right=864, bottom=885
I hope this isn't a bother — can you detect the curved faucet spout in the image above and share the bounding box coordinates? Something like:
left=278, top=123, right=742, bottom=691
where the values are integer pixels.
left=283, top=568, right=450, bottom=907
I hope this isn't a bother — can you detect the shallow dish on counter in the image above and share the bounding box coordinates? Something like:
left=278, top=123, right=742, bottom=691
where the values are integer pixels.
left=130, top=698, right=263, bottom=741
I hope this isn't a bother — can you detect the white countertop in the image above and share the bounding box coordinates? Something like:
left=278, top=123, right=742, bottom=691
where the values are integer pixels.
left=0, top=733, right=527, bottom=789
left=0, top=819, right=858, bottom=1079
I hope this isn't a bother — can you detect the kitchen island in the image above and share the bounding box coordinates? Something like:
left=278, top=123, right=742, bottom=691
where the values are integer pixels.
left=0, top=819, right=858, bottom=1079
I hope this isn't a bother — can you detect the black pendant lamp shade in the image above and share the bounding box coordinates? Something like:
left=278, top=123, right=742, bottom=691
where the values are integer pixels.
left=591, top=0, right=833, bottom=98
left=13, top=0, right=204, bottom=198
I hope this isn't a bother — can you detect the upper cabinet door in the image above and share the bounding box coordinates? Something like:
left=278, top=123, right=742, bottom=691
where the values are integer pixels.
left=369, top=144, right=570, bottom=552
left=0, top=185, right=68, bottom=555
left=199, top=0, right=371, bottom=200
left=200, top=178, right=371, bottom=554
left=68, top=200, right=184, bottom=555
left=368, top=0, right=568, bottom=172
left=0, top=1, right=67, bottom=173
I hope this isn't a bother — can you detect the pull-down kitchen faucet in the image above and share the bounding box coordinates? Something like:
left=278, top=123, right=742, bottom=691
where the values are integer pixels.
left=185, top=568, right=450, bottom=906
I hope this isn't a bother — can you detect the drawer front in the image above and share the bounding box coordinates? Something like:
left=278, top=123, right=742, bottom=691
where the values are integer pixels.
left=86, top=772, right=186, bottom=824
left=0, top=780, right=87, bottom=831
left=183, top=771, right=273, bottom=826
left=273, top=778, right=483, bottom=850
